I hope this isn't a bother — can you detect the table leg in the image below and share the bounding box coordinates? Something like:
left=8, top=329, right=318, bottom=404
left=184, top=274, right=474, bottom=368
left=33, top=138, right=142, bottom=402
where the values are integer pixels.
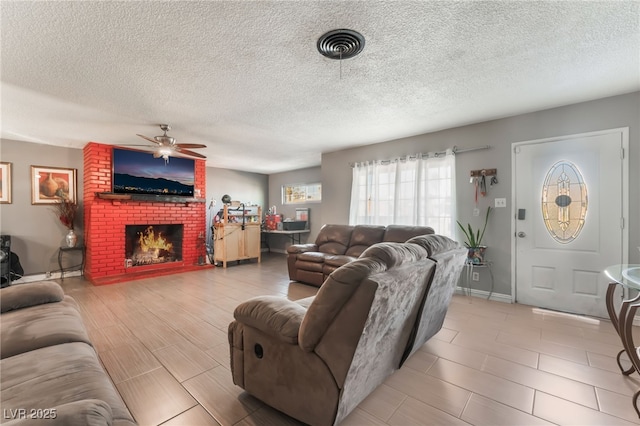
left=607, top=282, right=640, bottom=375
left=58, top=249, right=64, bottom=280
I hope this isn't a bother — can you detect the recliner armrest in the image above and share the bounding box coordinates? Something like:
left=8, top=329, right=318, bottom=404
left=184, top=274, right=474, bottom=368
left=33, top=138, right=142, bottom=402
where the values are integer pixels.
left=287, top=244, right=318, bottom=255
left=233, top=296, right=307, bottom=344
left=1, top=281, right=65, bottom=313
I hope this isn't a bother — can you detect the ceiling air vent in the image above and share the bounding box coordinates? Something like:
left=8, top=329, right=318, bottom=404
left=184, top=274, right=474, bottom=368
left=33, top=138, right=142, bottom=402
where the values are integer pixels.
left=317, top=29, right=365, bottom=60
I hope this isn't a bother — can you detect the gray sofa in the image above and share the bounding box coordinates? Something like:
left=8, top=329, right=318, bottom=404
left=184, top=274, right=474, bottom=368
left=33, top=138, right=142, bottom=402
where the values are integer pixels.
left=229, top=234, right=466, bottom=425
left=287, top=224, right=435, bottom=286
left=0, top=281, right=136, bottom=426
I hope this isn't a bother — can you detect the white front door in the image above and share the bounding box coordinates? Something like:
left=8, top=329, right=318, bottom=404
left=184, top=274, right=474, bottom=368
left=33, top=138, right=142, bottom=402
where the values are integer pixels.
left=513, top=128, right=628, bottom=318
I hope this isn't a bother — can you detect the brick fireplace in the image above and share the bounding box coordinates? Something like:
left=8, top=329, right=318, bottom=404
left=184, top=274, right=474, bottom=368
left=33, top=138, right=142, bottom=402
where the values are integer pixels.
left=83, top=142, right=207, bottom=285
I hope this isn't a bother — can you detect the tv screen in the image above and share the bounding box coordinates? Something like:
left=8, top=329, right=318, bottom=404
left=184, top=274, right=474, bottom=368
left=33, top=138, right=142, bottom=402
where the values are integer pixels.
left=112, top=147, right=195, bottom=197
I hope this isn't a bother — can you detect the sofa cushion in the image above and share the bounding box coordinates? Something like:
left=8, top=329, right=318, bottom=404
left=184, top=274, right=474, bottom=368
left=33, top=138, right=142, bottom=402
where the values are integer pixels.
left=323, top=255, right=357, bottom=268
left=407, top=234, right=463, bottom=258
left=1, top=281, right=64, bottom=313
left=0, top=342, right=136, bottom=426
left=233, top=296, right=306, bottom=344
left=296, top=252, right=326, bottom=263
left=360, top=242, right=428, bottom=269
left=299, top=257, right=388, bottom=351
left=1, top=296, right=92, bottom=359
left=315, top=224, right=354, bottom=255
left=382, top=225, right=434, bottom=243
left=345, top=225, right=386, bottom=257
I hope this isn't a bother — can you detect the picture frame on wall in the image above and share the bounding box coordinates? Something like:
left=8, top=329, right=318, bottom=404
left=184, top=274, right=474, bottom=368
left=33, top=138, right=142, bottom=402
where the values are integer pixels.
left=0, top=162, right=12, bottom=204
left=31, top=165, right=77, bottom=204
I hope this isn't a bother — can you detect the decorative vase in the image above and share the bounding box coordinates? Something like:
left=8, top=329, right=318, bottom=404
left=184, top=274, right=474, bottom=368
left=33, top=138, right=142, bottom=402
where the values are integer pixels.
left=65, top=229, right=77, bottom=248
left=467, top=246, right=486, bottom=264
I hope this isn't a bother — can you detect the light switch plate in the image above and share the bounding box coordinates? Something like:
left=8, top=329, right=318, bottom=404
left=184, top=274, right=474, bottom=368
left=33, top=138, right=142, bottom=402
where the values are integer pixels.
left=495, top=198, right=507, bottom=208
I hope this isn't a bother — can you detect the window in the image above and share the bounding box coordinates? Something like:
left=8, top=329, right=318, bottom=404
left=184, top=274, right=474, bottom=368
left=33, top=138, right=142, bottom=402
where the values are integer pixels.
left=349, top=151, right=456, bottom=237
left=541, top=160, right=588, bottom=243
left=282, top=183, right=322, bottom=204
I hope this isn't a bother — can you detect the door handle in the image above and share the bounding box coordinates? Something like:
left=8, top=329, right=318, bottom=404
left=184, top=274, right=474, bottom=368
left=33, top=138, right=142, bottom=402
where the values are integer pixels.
left=517, top=232, right=526, bottom=238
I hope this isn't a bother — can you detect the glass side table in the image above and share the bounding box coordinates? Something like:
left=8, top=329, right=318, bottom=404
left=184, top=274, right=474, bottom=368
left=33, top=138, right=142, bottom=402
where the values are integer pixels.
left=464, top=259, right=494, bottom=299
left=604, top=264, right=640, bottom=417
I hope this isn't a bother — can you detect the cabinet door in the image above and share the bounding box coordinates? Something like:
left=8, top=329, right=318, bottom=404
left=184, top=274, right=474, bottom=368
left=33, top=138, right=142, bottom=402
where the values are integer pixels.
left=245, top=226, right=261, bottom=258
left=224, top=227, right=241, bottom=261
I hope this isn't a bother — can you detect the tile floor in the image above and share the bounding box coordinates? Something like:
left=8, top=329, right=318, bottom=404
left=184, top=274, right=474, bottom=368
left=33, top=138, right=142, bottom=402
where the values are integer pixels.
left=53, top=253, right=640, bottom=425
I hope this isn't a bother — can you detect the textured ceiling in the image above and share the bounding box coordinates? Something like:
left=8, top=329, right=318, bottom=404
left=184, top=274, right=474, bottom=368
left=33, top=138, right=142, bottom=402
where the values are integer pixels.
left=1, top=1, right=638, bottom=174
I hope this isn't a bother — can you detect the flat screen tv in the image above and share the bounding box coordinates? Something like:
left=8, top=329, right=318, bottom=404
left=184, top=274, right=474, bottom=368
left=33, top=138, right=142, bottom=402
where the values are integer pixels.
left=112, top=147, right=195, bottom=197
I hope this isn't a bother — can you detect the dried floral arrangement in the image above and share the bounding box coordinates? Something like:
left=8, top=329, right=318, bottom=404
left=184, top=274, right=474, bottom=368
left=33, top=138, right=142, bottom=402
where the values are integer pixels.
left=52, top=198, right=78, bottom=230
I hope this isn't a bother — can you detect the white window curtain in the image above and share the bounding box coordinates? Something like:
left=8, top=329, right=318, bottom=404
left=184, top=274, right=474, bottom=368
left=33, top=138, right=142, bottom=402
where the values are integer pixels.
left=349, top=149, right=456, bottom=237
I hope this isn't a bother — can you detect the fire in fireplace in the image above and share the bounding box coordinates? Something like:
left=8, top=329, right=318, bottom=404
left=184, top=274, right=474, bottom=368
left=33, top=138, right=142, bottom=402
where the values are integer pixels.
left=125, top=224, right=183, bottom=267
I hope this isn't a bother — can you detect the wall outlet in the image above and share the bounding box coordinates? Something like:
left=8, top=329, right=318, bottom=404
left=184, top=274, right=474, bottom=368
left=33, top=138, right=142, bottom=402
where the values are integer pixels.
left=472, top=272, right=480, bottom=281
left=495, top=198, right=507, bottom=208
left=473, top=208, right=480, bottom=217
left=46, top=271, right=51, bottom=278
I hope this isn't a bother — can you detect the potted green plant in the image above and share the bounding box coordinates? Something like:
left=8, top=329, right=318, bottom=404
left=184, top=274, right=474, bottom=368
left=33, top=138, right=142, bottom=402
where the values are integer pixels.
left=457, top=206, right=492, bottom=264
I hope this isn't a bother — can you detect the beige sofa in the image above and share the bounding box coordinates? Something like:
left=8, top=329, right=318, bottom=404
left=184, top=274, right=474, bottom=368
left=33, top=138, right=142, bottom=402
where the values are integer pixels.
left=287, top=224, right=434, bottom=286
left=229, top=234, right=466, bottom=425
left=0, top=281, right=136, bottom=426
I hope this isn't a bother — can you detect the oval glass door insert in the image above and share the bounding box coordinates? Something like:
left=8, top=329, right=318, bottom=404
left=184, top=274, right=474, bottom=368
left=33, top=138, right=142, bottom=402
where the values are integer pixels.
left=541, top=160, right=588, bottom=244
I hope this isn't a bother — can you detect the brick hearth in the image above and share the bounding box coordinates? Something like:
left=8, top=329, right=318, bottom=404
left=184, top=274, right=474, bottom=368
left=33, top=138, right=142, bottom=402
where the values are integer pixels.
left=83, top=142, right=207, bottom=285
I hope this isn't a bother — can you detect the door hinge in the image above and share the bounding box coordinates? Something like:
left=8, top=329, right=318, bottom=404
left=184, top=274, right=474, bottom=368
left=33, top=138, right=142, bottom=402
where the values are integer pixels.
left=621, top=217, right=625, bottom=229
left=621, top=147, right=625, bottom=159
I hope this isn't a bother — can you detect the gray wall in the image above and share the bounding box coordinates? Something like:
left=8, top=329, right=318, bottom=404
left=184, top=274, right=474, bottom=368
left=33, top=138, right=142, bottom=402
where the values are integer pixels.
left=0, top=139, right=85, bottom=275
left=320, top=92, right=640, bottom=296
left=267, top=166, right=321, bottom=252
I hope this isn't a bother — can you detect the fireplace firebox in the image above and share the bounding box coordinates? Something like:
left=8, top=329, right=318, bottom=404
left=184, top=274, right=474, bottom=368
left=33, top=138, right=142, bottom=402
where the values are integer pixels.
left=125, top=224, right=183, bottom=267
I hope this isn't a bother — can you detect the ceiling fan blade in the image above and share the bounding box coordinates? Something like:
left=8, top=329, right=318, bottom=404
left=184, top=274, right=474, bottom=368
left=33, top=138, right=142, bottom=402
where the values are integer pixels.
left=175, top=147, right=207, bottom=158
left=136, top=134, right=162, bottom=145
left=175, top=143, right=207, bottom=149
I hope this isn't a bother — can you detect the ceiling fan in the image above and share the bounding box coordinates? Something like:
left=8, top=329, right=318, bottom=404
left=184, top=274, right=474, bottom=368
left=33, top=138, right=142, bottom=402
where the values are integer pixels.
left=135, top=124, right=207, bottom=161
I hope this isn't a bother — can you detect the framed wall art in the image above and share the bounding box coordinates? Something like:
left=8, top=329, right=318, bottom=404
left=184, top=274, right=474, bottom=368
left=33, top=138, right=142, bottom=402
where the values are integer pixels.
left=31, top=166, right=77, bottom=204
left=282, top=183, right=322, bottom=204
left=0, top=162, right=12, bottom=204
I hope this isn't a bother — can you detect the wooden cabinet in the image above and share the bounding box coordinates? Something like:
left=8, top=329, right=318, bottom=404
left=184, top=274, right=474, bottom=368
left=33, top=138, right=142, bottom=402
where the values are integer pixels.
left=213, top=205, right=262, bottom=268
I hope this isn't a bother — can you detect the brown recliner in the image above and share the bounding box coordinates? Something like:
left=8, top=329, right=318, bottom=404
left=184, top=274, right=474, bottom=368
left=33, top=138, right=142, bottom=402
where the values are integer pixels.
left=229, top=234, right=466, bottom=425
left=287, top=224, right=434, bottom=286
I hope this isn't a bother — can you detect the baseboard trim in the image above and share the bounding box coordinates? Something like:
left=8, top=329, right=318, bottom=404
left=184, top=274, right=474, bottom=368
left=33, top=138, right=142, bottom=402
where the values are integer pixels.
left=11, top=270, right=82, bottom=284
left=456, top=286, right=511, bottom=303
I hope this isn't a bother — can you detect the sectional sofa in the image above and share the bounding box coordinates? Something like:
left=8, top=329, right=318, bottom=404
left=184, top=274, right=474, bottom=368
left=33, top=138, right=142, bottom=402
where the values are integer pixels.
left=287, top=224, right=435, bottom=286
left=0, top=281, right=136, bottom=425
left=230, top=234, right=467, bottom=425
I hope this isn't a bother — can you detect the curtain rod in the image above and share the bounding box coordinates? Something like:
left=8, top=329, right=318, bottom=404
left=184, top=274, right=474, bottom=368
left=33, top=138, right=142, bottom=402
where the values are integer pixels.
left=349, top=145, right=491, bottom=167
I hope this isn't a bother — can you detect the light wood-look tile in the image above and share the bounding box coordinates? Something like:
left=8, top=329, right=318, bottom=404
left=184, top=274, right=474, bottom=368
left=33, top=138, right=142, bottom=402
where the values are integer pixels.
left=55, top=253, right=640, bottom=425
left=340, top=408, right=388, bottom=426
left=153, top=337, right=219, bottom=382
left=538, top=354, right=640, bottom=397
left=87, top=323, right=137, bottom=352
left=451, top=331, right=540, bottom=368
left=533, top=391, right=637, bottom=425
left=116, top=367, right=198, bottom=426
left=183, top=365, right=263, bottom=425
left=99, top=340, right=162, bottom=384
left=461, top=393, right=554, bottom=425
left=387, top=396, right=469, bottom=425
left=357, top=384, right=407, bottom=422
left=161, top=405, right=221, bottom=426
left=427, top=358, right=535, bottom=413
left=481, top=354, right=598, bottom=409
left=384, top=366, right=471, bottom=417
